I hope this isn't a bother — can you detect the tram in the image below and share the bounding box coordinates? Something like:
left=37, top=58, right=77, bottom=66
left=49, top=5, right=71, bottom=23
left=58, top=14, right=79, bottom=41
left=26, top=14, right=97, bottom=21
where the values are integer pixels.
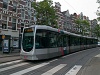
left=20, top=25, right=98, bottom=60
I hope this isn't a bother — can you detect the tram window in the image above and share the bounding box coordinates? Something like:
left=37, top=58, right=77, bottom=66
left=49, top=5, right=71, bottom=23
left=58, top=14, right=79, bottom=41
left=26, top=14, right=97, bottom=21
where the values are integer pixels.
left=76, top=37, right=80, bottom=45
left=35, top=29, right=50, bottom=49
left=35, top=29, right=58, bottom=48
left=22, top=32, right=34, bottom=52
left=74, top=37, right=78, bottom=45
left=94, top=39, right=97, bottom=44
left=92, top=39, right=94, bottom=44
left=63, top=35, right=67, bottom=47
left=79, top=38, right=81, bottom=45
left=87, top=39, right=90, bottom=45
left=84, top=38, right=86, bottom=45
left=70, top=36, right=75, bottom=46
left=81, top=38, right=86, bottom=45
left=48, top=32, right=57, bottom=48
left=57, top=34, right=63, bottom=47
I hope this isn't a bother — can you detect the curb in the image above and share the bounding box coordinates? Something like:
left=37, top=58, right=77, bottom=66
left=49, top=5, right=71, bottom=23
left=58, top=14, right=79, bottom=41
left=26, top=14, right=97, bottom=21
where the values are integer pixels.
left=0, top=54, right=20, bottom=58
left=0, top=56, right=21, bottom=64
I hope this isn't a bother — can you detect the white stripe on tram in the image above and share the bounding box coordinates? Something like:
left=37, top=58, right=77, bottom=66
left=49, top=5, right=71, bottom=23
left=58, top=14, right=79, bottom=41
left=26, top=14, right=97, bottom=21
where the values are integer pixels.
left=41, top=64, right=67, bottom=75
left=0, top=60, right=22, bottom=67
left=65, top=65, right=82, bottom=75
left=0, top=63, right=28, bottom=72
left=10, top=63, right=49, bottom=75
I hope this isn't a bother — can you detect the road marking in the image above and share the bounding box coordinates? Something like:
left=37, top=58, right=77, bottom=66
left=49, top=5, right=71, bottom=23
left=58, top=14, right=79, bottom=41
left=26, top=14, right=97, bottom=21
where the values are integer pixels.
left=62, top=56, right=67, bottom=58
left=0, top=60, right=22, bottom=67
left=0, top=63, right=28, bottom=72
left=41, top=64, right=67, bottom=75
left=10, top=63, right=49, bottom=75
left=65, top=65, right=82, bottom=75
left=67, top=49, right=88, bottom=57
left=49, top=59, right=58, bottom=63
left=95, top=54, right=100, bottom=57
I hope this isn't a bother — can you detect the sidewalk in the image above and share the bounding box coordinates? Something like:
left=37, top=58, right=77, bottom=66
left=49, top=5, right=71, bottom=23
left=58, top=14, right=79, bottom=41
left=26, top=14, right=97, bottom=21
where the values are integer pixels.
left=80, top=53, right=100, bottom=75
left=0, top=49, right=21, bottom=63
left=0, top=49, right=20, bottom=58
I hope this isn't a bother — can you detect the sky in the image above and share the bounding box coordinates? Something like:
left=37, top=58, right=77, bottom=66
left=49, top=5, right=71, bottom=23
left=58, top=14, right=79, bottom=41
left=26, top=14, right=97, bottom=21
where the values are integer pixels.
left=36, top=0, right=99, bottom=20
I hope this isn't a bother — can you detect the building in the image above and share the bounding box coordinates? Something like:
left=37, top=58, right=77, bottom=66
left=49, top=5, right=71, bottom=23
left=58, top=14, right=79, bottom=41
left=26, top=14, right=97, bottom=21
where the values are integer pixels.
left=55, top=2, right=64, bottom=30
left=62, top=10, right=72, bottom=32
left=70, top=13, right=78, bottom=33
left=90, top=19, right=98, bottom=37
left=0, top=0, right=36, bottom=51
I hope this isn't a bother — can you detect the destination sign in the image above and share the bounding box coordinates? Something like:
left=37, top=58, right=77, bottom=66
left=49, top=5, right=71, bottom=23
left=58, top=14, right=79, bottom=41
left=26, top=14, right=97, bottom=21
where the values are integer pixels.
left=24, top=28, right=33, bottom=32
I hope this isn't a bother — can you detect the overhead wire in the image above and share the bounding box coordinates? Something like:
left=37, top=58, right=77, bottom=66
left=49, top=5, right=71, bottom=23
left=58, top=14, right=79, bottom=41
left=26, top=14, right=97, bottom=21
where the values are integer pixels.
left=63, top=0, right=78, bottom=13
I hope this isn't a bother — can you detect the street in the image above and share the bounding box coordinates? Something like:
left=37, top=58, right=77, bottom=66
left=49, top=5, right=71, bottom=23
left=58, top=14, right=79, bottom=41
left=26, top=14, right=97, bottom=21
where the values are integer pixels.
left=0, top=47, right=100, bottom=75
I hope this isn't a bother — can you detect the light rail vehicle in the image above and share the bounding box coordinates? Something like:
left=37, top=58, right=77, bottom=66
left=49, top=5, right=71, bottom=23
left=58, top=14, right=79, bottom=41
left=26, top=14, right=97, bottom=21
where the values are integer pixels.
left=20, top=25, right=98, bottom=60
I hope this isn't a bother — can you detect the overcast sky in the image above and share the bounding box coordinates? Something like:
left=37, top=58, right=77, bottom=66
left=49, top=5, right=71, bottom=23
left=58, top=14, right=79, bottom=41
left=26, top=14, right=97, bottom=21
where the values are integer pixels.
left=36, top=0, right=99, bottom=20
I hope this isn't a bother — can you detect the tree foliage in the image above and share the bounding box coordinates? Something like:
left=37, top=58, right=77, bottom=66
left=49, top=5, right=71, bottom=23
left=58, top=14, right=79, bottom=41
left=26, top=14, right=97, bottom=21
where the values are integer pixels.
left=32, top=0, right=58, bottom=28
left=75, top=19, right=90, bottom=35
left=96, top=1, right=100, bottom=38
left=92, top=24, right=100, bottom=38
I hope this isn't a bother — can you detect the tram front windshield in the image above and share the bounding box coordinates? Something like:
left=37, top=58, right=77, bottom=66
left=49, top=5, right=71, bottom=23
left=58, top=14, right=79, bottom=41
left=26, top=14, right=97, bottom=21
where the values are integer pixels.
left=22, top=28, right=34, bottom=52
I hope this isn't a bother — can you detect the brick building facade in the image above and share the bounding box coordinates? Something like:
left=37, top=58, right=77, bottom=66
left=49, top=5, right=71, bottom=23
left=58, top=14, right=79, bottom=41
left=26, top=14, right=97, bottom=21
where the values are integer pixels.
left=0, top=0, right=36, bottom=51
left=55, top=2, right=64, bottom=30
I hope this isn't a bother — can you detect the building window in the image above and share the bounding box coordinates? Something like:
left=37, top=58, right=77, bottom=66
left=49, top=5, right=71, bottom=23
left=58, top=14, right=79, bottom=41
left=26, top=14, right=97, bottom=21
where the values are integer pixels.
left=21, top=23, right=24, bottom=33
left=12, top=18, right=16, bottom=30
left=2, top=16, right=7, bottom=21
left=9, top=17, right=11, bottom=21
left=2, top=16, right=7, bottom=29
left=13, top=2, right=17, bottom=12
left=28, top=10, right=31, bottom=19
left=26, top=1, right=31, bottom=8
left=2, top=23, right=7, bottom=29
left=3, top=0, right=8, bottom=9
left=21, top=9, right=25, bottom=19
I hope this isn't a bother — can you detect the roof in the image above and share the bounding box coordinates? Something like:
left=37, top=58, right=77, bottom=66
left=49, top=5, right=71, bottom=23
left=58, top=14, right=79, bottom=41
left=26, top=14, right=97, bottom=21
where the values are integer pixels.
left=26, top=25, right=97, bottom=39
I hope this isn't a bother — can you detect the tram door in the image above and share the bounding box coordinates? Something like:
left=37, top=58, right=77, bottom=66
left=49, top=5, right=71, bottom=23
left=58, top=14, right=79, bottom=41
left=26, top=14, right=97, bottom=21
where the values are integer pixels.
left=58, top=34, right=69, bottom=55
left=47, top=31, right=59, bottom=58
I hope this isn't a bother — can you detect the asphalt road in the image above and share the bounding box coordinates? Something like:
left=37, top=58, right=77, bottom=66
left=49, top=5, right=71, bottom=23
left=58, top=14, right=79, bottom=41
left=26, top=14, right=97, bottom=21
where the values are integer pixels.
left=0, top=47, right=100, bottom=75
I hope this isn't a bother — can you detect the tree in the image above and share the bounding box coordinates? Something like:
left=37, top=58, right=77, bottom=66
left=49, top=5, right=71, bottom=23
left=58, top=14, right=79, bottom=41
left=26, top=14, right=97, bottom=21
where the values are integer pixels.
left=75, top=19, right=90, bottom=35
left=81, top=20, right=90, bottom=35
left=92, top=24, right=100, bottom=38
left=96, top=0, right=100, bottom=41
left=32, top=0, right=58, bottom=28
left=97, top=0, right=100, bottom=21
